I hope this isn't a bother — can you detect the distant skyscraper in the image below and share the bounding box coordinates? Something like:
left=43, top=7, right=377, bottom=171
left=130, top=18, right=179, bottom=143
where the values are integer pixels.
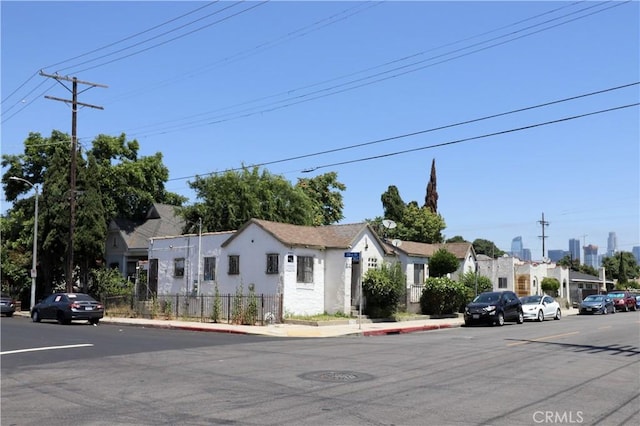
left=548, top=250, right=567, bottom=262
left=511, top=236, right=523, bottom=259
left=522, top=248, right=532, bottom=261
left=607, top=232, right=617, bottom=257
left=569, top=239, right=581, bottom=264
left=632, top=246, right=640, bottom=264
left=584, top=244, right=599, bottom=269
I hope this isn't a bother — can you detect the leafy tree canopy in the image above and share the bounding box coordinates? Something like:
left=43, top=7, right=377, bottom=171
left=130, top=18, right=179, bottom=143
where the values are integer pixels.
left=1, top=130, right=184, bottom=299
left=472, top=238, right=505, bottom=258
left=446, top=235, right=468, bottom=243
left=428, top=248, right=459, bottom=278
left=601, top=251, right=639, bottom=283
left=182, top=167, right=345, bottom=232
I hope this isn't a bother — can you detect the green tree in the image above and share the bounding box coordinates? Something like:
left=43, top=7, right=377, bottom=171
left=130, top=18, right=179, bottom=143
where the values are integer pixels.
left=602, top=251, right=639, bottom=285
left=2, top=130, right=184, bottom=293
left=446, top=235, right=468, bottom=243
left=184, top=166, right=317, bottom=232
left=424, top=158, right=438, bottom=214
left=428, top=248, right=459, bottom=278
left=472, top=239, right=505, bottom=258
left=295, top=171, right=346, bottom=225
left=380, top=185, right=405, bottom=224
left=557, top=255, right=580, bottom=271
left=361, top=262, right=406, bottom=318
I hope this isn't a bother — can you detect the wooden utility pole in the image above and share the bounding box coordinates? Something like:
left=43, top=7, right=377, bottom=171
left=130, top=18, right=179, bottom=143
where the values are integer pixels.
left=40, top=71, right=107, bottom=292
left=538, top=212, right=549, bottom=260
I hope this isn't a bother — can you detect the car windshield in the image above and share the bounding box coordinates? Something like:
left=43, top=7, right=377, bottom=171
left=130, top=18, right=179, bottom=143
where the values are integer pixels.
left=583, top=295, right=604, bottom=302
left=607, top=293, right=624, bottom=298
left=473, top=293, right=499, bottom=303
left=521, top=296, right=542, bottom=305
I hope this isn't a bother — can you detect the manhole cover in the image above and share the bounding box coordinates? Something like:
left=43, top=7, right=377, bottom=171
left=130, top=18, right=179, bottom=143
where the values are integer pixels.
left=299, top=371, right=374, bottom=383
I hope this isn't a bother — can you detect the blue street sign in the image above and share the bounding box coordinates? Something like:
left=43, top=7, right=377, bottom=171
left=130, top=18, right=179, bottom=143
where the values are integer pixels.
left=344, top=252, right=360, bottom=261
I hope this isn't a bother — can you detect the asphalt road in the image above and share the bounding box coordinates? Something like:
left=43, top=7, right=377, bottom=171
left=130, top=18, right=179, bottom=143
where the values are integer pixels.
left=2, top=312, right=639, bottom=426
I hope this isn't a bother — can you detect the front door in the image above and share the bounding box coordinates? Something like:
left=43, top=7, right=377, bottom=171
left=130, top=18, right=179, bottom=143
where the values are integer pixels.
left=350, top=258, right=361, bottom=310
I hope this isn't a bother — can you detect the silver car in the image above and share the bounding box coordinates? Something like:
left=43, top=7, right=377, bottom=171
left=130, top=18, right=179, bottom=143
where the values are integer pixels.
left=520, top=295, right=561, bottom=322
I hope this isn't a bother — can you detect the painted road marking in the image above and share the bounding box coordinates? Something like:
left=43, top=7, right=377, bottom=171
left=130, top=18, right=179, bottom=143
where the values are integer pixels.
left=507, top=331, right=580, bottom=347
left=0, top=344, right=93, bottom=356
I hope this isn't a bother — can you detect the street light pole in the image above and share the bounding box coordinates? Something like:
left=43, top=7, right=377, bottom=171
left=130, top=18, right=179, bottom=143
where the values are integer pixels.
left=9, top=177, right=39, bottom=311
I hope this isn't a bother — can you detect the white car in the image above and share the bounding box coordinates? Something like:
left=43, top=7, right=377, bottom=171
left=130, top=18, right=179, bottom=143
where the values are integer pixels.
left=520, top=295, right=561, bottom=322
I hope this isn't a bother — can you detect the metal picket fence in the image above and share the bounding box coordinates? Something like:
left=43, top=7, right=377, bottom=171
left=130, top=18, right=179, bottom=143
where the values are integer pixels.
left=103, top=293, right=283, bottom=325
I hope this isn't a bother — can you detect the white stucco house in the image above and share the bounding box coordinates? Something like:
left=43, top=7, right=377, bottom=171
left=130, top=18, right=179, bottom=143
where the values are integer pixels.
left=476, top=254, right=571, bottom=302
left=147, top=218, right=391, bottom=317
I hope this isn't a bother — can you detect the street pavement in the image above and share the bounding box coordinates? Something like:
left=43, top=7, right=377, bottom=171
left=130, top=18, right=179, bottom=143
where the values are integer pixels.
left=15, top=307, right=580, bottom=338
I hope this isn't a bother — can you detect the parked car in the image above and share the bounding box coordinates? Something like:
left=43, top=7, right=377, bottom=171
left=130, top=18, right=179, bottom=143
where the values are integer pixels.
left=520, top=295, right=561, bottom=322
left=31, top=293, right=104, bottom=325
left=464, top=291, right=524, bottom=326
left=578, top=294, right=615, bottom=315
left=635, top=295, right=640, bottom=309
left=1, top=296, right=16, bottom=317
left=606, top=290, right=637, bottom=312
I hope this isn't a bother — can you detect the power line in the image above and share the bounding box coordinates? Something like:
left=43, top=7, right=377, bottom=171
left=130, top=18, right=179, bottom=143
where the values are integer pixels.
left=164, top=82, right=638, bottom=180
left=124, top=0, right=627, bottom=139
left=103, top=1, right=382, bottom=106
left=1, top=2, right=219, bottom=106
left=296, top=103, right=638, bottom=173
left=168, top=101, right=638, bottom=181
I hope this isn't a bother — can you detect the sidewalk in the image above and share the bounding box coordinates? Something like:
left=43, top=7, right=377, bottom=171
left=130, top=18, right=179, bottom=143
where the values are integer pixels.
left=15, top=308, right=579, bottom=338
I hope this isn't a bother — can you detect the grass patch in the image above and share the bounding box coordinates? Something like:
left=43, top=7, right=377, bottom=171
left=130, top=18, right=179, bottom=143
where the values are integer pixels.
left=285, top=312, right=350, bottom=321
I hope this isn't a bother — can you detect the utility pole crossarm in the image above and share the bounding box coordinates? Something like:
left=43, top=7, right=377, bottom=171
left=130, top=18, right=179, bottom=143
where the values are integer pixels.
left=39, top=71, right=108, bottom=88
left=40, top=71, right=107, bottom=292
left=43, top=95, right=104, bottom=110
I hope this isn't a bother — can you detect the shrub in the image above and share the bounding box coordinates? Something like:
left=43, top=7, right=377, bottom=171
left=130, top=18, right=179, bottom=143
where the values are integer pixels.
left=458, top=271, right=493, bottom=305
left=362, top=262, right=405, bottom=318
left=211, top=284, right=222, bottom=323
left=420, top=277, right=466, bottom=315
left=541, top=277, right=560, bottom=296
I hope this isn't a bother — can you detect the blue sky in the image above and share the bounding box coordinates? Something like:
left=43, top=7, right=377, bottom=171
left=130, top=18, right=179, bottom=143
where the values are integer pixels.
left=2, top=1, right=639, bottom=260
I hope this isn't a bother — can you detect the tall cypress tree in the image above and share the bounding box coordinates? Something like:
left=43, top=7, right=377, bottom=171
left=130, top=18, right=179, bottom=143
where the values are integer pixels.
left=425, top=158, right=438, bottom=214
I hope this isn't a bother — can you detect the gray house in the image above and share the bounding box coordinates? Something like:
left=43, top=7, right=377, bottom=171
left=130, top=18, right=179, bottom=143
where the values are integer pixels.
left=105, top=203, right=184, bottom=281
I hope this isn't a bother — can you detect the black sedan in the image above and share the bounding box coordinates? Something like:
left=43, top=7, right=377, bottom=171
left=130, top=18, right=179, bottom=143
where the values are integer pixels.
left=1, top=296, right=16, bottom=317
left=31, top=293, right=104, bottom=325
left=464, top=291, right=524, bottom=326
left=578, top=294, right=615, bottom=315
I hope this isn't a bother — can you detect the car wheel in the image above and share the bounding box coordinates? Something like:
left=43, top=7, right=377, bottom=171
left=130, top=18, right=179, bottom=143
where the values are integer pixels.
left=537, top=310, right=544, bottom=322
left=6, top=312, right=13, bottom=318
left=56, top=311, right=69, bottom=325
left=31, top=310, right=41, bottom=322
left=554, top=309, right=561, bottom=320
left=495, top=312, right=505, bottom=326
left=624, top=305, right=629, bottom=312
left=89, top=318, right=100, bottom=325
left=517, top=311, right=524, bottom=324
left=602, top=306, right=608, bottom=315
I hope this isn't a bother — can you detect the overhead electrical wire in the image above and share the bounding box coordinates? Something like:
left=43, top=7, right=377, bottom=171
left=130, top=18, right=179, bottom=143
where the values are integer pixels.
left=296, top=103, right=638, bottom=173
left=1, top=2, right=220, bottom=106
left=1, top=1, right=266, bottom=117
left=60, top=2, right=268, bottom=74
left=124, top=0, right=627, bottom=139
left=104, top=1, right=382, bottom=105
left=166, top=82, right=638, bottom=181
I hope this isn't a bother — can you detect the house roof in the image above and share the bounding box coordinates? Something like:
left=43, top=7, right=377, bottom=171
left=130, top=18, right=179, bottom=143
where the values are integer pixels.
left=385, top=240, right=474, bottom=260
left=221, top=218, right=390, bottom=251
left=111, top=203, right=185, bottom=249
left=569, top=270, right=614, bottom=284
